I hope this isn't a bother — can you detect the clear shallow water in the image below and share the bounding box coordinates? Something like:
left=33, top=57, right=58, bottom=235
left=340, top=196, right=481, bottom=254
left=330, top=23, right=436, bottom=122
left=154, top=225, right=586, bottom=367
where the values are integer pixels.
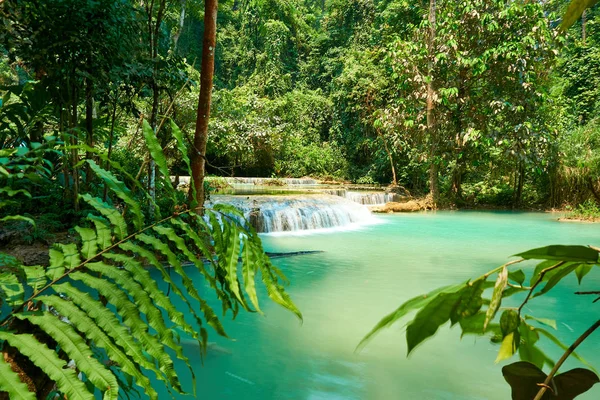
left=149, top=211, right=600, bottom=400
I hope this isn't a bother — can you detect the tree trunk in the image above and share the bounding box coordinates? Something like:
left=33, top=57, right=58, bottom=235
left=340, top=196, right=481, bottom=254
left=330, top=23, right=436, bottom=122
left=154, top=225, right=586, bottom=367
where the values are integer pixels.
left=426, top=0, right=438, bottom=205
left=513, top=160, right=525, bottom=208
left=190, top=0, right=218, bottom=209
left=84, top=78, right=94, bottom=188
left=70, top=85, right=80, bottom=212
left=103, top=99, right=118, bottom=202
left=379, top=133, right=397, bottom=186
left=172, top=0, right=186, bottom=52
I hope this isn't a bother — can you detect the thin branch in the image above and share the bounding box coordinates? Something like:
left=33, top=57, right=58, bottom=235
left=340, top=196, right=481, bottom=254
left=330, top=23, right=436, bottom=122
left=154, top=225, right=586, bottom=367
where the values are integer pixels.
left=518, top=261, right=565, bottom=317
left=533, top=319, right=600, bottom=400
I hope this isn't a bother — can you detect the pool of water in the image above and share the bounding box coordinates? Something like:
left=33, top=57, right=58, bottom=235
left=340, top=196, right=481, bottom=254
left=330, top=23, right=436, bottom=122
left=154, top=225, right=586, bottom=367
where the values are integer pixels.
left=150, top=211, right=600, bottom=399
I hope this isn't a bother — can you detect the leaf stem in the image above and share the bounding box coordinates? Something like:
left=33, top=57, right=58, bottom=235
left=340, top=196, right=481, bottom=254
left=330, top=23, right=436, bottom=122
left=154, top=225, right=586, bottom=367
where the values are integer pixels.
left=533, top=319, right=600, bottom=400
left=517, top=261, right=565, bottom=317
left=0, top=210, right=194, bottom=327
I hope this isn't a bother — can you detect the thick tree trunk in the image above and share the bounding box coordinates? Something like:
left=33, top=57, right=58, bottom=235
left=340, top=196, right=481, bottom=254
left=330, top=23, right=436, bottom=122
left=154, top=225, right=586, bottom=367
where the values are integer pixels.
left=190, top=0, right=218, bottom=209
left=426, top=0, right=438, bottom=205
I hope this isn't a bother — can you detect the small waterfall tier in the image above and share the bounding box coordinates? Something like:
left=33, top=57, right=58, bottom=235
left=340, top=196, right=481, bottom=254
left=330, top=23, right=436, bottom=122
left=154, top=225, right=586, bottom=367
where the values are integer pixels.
left=171, top=176, right=318, bottom=187
left=323, top=189, right=401, bottom=205
left=209, top=195, right=376, bottom=233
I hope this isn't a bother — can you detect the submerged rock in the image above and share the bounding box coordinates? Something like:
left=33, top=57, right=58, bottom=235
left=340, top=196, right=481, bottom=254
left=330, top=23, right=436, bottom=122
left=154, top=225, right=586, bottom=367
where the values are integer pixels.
left=370, top=198, right=432, bottom=213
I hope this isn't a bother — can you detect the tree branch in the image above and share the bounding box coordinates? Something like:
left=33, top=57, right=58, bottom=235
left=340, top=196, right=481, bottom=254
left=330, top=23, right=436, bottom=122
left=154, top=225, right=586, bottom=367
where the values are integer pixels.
left=518, top=261, right=565, bottom=317
left=533, top=319, right=600, bottom=400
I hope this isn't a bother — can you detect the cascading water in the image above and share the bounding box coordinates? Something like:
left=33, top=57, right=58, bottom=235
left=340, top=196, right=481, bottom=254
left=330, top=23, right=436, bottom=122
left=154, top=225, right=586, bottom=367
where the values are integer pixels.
left=323, top=189, right=401, bottom=205
left=209, top=195, right=377, bottom=233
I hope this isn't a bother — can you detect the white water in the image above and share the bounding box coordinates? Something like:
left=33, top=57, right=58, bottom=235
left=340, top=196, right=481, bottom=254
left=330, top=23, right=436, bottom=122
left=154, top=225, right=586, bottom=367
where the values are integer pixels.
left=209, top=195, right=378, bottom=233
left=323, top=189, right=400, bottom=205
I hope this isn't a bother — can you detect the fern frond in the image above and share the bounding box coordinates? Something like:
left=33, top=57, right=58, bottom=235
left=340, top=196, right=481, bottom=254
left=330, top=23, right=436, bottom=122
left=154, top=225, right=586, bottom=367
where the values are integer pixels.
left=0, top=332, right=94, bottom=400
left=0, top=272, right=24, bottom=306
left=241, top=237, right=261, bottom=312
left=0, top=355, right=35, bottom=399
left=51, top=283, right=173, bottom=391
left=16, top=312, right=119, bottom=400
left=84, top=260, right=190, bottom=368
left=142, top=120, right=175, bottom=201
left=80, top=194, right=127, bottom=240
left=87, top=215, right=112, bottom=250
left=23, top=265, right=47, bottom=294
left=170, top=120, right=195, bottom=202
left=56, top=278, right=182, bottom=393
left=37, top=295, right=159, bottom=400
left=86, top=160, right=143, bottom=231
left=259, top=258, right=303, bottom=321
left=75, top=226, right=98, bottom=259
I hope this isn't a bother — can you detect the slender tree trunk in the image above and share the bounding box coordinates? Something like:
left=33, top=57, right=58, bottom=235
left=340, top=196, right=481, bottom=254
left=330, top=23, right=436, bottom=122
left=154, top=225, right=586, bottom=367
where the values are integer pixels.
left=172, top=0, right=186, bottom=52
left=426, top=0, right=439, bottom=205
left=84, top=78, right=94, bottom=188
left=582, top=9, right=587, bottom=43
left=103, top=99, right=118, bottom=202
left=190, top=0, right=218, bottom=209
left=514, top=160, right=525, bottom=208
left=70, top=84, right=80, bottom=212
left=379, top=132, right=397, bottom=186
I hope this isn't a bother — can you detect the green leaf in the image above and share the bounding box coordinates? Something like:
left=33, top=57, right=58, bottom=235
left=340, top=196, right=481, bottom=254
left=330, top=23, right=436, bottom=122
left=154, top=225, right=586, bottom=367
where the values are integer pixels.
left=0, top=272, right=24, bottom=306
left=259, top=257, right=303, bottom=322
left=16, top=313, right=119, bottom=400
left=406, top=290, right=463, bottom=355
left=515, top=245, right=599, bottom=263
left=485, top=266, right=508, bottom=330
left=75, top=226, right=98, bottom=260
left=37, top=295, right=158, bottom=400
left=80, top=194, right=127, bottom=240
left=241, top=237, right=260, bottom=312
left=142, top=119, right=175, bottom=200
left=0, top=352, right=35, bottom=399
left=533, top=263, right=580, bottom=298
left=357, top=282, right=466, bottom=351
left=508, top=269, right=526, bottom=285
left=495, top=331, right=519, bottom=363
left=0, top=186, right=31, bottom=198
left=0, top=215, right=35, bottom=226
left=87, top=215, right=112, bottom=250
left=451, top=278, right=485, bottom=324
left=500, top=310, right=520, bottom=337
left=170, top=120, right=195, bottom=204
left=530, top=260, right=559, bottom=286
left=0, top=332, right=94, bottom=400
left=524, top=315, right=557, bottom=330
left=86, top=160, right=143, bottom=231
left=561, top=0, right=599, bottom=31
left=536, top=327, right=596, bottom=373
left=575, top=264, right=593, bottom=284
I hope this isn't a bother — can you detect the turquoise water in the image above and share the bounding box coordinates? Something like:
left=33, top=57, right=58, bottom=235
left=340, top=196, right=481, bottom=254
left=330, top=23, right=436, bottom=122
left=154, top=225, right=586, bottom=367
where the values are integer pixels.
left=150, top=211, right=600, bottom=399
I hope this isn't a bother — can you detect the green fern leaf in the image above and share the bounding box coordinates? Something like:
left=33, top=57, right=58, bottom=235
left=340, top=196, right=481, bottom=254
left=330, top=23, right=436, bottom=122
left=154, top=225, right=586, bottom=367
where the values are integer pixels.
left=56, top=243, right=81, bottom=269
left=37, top=295, right=159, bottom=400
left=80, top=194, right=127, bottom=240
left=59, top=276, right=182, bottom=393
left=0, top=355, right=35, bottom=399
left=142, top=119, right=175, bottom=200
left=0, top=272, right=24, bottom=306
left=259, top=257, right=302, bottom=321
left=0, top=215, right=34, bottom=226
left=221, top=223, right=245, bottom=305
left=170, top=120, right=195, bottom=203
left=84, top=260, right=190, bottom=368
left=86, top=160, right=143, bottom=230
left=0, top=332, right=94, bottom=400
left=87, top=215, right=112, bottom=250
left=134, top=234, right=227, bottom=337
left=52, top=283, right=172, bottom=390
left=75, top=226, right=98, bottom=259
left=24, top=265, right=47, bottom=293
left=0, top=186, right=31, bottom=198
left=241, top=237, right=260, bottom=312
left=118, top=242, right=206, bottom=337
left=16, top=312, right=119, bottom=400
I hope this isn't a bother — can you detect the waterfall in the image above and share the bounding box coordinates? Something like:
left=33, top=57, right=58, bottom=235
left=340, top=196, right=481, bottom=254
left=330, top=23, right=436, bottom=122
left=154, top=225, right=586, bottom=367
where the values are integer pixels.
left=209, top=195, right=377, bottom=233
left=323, top=189, right=400, bottom=205
left=220, top=177, right=318, bottom=185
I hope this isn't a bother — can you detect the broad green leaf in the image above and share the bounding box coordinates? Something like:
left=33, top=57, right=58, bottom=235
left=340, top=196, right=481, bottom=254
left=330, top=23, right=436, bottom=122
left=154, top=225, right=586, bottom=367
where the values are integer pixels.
left=485, top=266, right=508, bottom=329
left=406, top=290, right=462, bottom=355
left=495, top=331, right=519, bottom=363
left=241, top=237, right=260, bottom=312
left=533, top=263, right=580, bottom=298
left=0, top=272, right=24, bottom=306
left=24, top=265, right=47, bottom=293
left=515, top=245, right=599, bottom=263
left=451, top=278, right=485, bottom=324
left=524, top=315, right=557, bottom=330
left=0, top=332, right=94, bottom=400
left=500, top=310, right=520, bottom=337
left=357, top=282, right=466, bottom=350
left=530, top=260, right=560, bottom=286
left=507, top=269, right=525, bottom=285
left=575, top=264, right=593, bottom=284
left=0, top=215, right=34, bottom=226
left=75, top=226, right=98, bottom=259
left=87, top=215, right=112, bottom=249
left=0, top=355, right=35, bottom=399
left=0, top=186, right=31, bottom=198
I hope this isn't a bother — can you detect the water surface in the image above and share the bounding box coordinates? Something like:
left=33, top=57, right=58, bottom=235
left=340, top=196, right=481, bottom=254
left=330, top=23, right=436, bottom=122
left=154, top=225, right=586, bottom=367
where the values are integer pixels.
left=151, top=211, right=600, bottom=399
